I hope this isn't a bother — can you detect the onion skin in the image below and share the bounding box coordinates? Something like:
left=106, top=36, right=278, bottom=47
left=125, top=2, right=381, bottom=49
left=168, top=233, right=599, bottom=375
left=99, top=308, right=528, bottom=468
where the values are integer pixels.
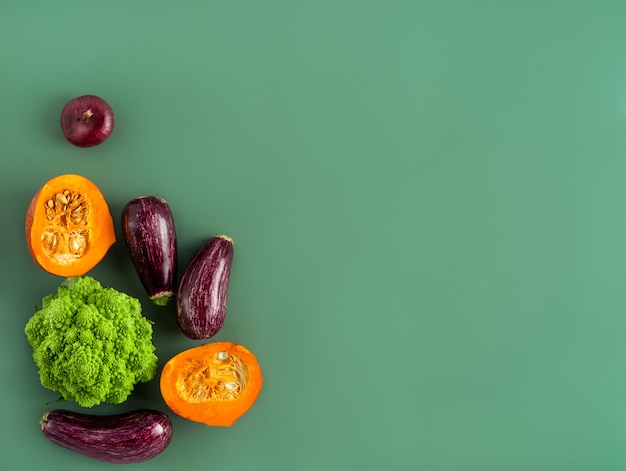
left=60, top=95, right=114, bottom=148
left=121, top=196, right=178, bottom=306
left=176, top=235, right=234, bottom=339
left=40, top=409, right=173, bottom=464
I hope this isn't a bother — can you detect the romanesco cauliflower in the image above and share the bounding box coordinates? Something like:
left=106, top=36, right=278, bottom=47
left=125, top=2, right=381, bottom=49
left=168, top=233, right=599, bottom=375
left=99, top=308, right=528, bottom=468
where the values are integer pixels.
left=24, top=276, right=158, bottom=407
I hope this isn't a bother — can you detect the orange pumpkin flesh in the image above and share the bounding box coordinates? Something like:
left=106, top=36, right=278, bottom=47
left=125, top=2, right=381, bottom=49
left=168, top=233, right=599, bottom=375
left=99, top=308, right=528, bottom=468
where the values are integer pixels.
left=160, top=342, right=263, bottom=427
left=25, top=174, right=115, bottom=277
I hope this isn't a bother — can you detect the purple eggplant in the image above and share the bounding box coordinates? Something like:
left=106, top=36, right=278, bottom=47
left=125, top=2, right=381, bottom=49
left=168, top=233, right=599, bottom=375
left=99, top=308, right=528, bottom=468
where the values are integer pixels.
left=40, top=409, right=173, bottom=464
left=176, top=234, right=234, bottom=339
left=121, top=196, right=177, bottom=306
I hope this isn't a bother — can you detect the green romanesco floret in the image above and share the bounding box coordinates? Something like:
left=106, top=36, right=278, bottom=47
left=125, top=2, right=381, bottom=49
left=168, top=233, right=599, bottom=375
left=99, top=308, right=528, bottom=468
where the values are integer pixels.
left=24, top=276, right=158, bottom=407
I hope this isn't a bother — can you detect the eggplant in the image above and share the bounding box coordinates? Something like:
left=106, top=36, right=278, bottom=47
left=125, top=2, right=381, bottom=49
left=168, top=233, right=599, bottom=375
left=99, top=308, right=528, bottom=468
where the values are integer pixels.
left=121, top=196, right=177, bottom=306
left=40, top=409, right=173, bottom=464
left=177, top=234, right=234, bottom=339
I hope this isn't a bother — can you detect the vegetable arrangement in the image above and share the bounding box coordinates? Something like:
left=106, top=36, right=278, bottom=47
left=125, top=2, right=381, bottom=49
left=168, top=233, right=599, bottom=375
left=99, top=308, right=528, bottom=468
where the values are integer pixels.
left=23, top=95, right=263, bottom=464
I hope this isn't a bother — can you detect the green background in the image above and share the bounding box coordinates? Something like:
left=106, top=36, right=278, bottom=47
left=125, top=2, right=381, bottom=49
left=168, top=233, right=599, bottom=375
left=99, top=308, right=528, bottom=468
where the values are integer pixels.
left=2, top=1, right=626, bottom=470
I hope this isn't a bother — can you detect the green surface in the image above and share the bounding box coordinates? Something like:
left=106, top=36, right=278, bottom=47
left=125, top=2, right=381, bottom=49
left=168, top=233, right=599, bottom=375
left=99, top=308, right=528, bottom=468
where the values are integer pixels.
left=2, top=1, right=626, bottom=470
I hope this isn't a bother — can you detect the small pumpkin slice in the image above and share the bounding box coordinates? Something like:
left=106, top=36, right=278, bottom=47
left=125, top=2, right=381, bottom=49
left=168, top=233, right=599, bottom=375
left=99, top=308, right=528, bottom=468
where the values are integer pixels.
left=160, top=342, right=263, bottom=427
left=25, top=174, right=115, bottom=277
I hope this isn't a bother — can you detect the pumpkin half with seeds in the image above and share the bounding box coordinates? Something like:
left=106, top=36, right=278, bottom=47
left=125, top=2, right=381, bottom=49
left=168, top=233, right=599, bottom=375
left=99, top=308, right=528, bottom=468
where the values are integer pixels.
left=25, top=174, right=115, bottom=277
left=160, top=342, right=263, bottom=427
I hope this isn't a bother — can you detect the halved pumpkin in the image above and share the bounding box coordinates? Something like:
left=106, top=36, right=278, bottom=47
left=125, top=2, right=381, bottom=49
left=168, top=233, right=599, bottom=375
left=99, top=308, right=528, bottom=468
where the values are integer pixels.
left=160, top=342, right=263, bottom=426
left=25, top=174, right=115, bottom=277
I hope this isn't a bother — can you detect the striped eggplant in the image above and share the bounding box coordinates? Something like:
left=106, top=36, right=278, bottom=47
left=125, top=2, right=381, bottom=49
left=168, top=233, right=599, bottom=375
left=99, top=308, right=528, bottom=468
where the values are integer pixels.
left=121, top=196, right=177, bottom=306
left=40, top=409, right=173, bottom=464
left=176, top=234, right=234, bottom=339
